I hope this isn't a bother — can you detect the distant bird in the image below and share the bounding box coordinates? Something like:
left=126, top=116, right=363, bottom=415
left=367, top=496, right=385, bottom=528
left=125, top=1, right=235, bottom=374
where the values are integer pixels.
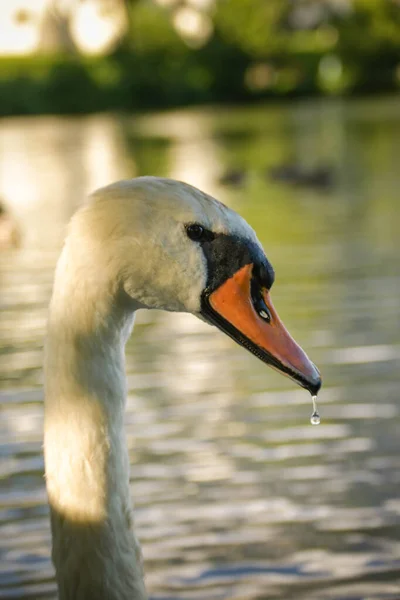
left=0, top=200, right=20, bottom=248
left=268, top=164, right=335, bottom=190
left=44, top=177, right=321, bottom=600
left=218, top=168, right=247, bottom=187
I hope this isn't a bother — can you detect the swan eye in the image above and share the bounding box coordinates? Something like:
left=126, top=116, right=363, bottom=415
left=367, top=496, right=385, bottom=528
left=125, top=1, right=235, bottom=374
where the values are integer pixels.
left=186, top=223, right=205, bottom=241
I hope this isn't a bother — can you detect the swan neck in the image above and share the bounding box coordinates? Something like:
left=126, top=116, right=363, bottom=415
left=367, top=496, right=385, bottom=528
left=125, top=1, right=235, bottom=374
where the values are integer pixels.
left=44, top=256, right=146, bottom=600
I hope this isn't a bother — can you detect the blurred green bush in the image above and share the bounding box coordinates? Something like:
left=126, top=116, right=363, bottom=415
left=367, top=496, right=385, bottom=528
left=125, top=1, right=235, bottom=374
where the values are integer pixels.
left=0, top=0, right=399, bottom=116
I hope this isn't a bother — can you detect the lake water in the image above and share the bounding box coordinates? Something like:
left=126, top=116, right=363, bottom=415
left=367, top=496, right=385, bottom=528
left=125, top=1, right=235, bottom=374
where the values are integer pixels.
left=1, top=98, right=400, bottom=599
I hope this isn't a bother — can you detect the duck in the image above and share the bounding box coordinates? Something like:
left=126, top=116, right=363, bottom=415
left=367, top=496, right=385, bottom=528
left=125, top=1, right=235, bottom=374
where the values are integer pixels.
left=218, top=168, right=247, bottom=187
left=268, top=164, right=334, bottom=190
left=44, top=176, right=321, bottom=600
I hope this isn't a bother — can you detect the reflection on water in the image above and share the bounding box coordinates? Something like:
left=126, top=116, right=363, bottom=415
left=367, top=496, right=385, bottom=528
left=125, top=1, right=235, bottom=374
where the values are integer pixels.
left=1, top=98, right=400, bottom=599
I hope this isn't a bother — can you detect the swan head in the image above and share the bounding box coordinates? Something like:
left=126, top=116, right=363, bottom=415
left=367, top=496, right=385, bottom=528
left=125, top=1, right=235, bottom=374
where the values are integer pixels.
left=70, top=177, right=321, bottom=395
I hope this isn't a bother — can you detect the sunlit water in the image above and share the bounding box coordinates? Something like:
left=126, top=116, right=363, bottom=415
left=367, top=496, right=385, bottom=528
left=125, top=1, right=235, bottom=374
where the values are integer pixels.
left=1, top=98, right=400, bottom=599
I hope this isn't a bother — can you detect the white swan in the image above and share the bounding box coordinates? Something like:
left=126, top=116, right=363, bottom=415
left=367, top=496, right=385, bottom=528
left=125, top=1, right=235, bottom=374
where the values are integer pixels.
left=44, top=177, right=321, bottom=600
left=0, top=200, right=20, bottom=248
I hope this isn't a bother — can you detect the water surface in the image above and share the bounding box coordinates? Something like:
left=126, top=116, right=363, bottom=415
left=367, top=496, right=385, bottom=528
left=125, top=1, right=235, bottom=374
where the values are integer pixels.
left=1, top=98, right=400, bottom=599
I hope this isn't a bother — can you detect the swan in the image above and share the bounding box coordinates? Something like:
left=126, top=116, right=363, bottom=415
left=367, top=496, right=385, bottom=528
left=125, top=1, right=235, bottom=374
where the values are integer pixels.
left=44, top=176, right=321, bottom=600
left=0, top=200, right=20, bottom=248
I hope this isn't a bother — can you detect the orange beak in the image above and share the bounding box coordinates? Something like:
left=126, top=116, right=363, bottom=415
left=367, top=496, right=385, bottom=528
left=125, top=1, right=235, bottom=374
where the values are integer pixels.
left=201, top=263, right=321, bottom=395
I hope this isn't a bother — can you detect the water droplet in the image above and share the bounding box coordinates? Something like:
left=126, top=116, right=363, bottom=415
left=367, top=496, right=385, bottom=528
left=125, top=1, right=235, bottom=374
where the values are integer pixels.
left=310, top=411, right=320, bottom=425
left=310, top=395, right=321, bottom=425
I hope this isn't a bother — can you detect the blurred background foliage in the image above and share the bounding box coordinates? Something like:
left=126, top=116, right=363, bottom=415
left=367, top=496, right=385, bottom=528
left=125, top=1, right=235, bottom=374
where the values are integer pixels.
left=0, top=0, right=400, bottom=116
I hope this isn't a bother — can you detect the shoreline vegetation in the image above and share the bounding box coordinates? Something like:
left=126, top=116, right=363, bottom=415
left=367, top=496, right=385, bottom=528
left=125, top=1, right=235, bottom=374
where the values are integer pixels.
left=1, top=0, right=399, bottom=117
